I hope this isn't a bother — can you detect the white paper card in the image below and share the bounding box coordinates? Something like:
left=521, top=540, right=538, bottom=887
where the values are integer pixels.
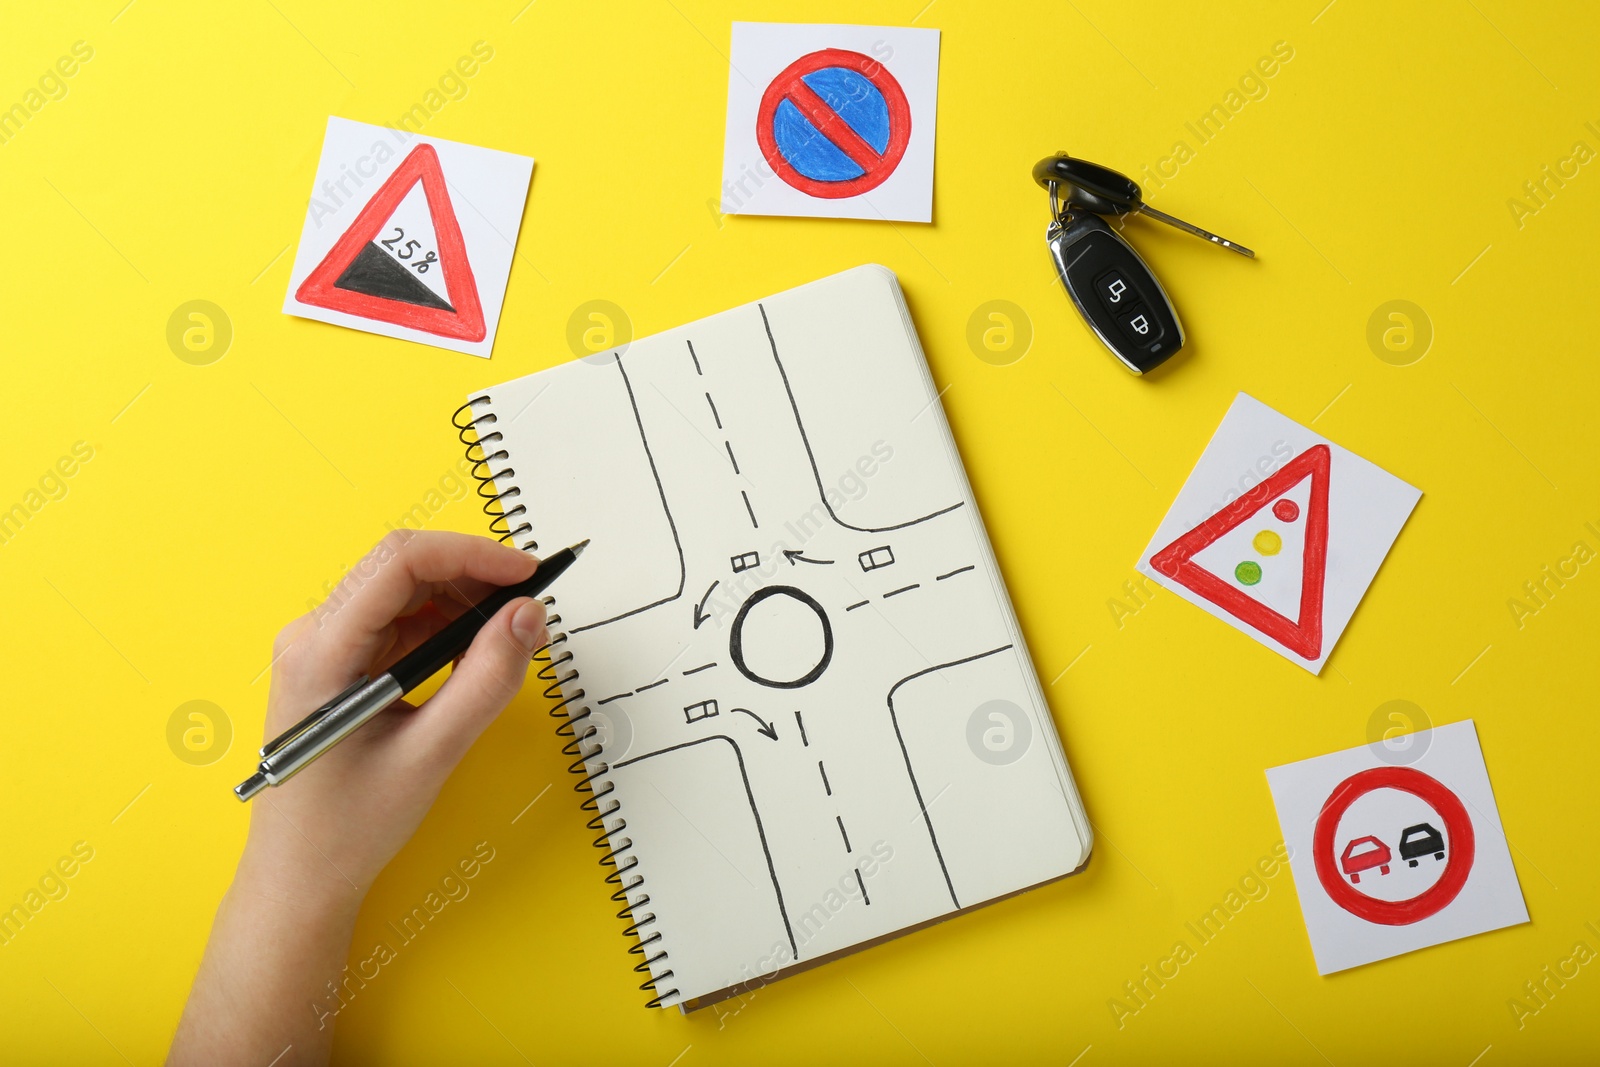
left=1136, top=393, right=1421, bottom=673
left=1266, top=721, right=1528, bottom=974
left=283, top=116, right=534, bottom=358
left=721, top=22, right=940, bottom=223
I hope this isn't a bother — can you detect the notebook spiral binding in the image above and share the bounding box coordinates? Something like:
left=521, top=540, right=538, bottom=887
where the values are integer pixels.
left=453, top=398, right=679, bottom=1009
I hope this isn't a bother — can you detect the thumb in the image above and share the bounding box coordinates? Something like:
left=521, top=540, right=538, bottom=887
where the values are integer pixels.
left=413, top=597, right=547, bottom=761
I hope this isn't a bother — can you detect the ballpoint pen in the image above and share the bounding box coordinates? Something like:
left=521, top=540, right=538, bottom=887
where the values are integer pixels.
left=233, top=539, right=588, bottom=801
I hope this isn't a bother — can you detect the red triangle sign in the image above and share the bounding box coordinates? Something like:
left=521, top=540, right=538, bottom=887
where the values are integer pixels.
left=295, top=144, right=486, bottom=341
left=1150, top=444, right=1331, bottom=659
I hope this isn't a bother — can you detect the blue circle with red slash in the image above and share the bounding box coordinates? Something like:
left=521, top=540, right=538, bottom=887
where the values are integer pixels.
left=757, top=49, right=912, bottom=199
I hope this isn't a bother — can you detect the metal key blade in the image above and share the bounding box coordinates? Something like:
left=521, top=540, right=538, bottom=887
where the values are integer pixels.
left=1139, top=204, right=1256, bottom=258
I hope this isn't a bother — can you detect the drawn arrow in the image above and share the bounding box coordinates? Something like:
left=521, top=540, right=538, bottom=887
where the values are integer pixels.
left=783, top=550, right=834, bottom=566
left=693, top=580, right=719, bottom=629
left=729, top=708, right=779, bottom=740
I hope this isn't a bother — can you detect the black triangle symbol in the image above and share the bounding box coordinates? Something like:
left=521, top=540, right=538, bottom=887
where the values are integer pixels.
left=333, top=242, right=454, bottom=311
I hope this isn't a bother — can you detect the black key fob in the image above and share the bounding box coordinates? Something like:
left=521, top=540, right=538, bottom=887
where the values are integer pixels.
left=1046, top=213, right=1184, bottom=375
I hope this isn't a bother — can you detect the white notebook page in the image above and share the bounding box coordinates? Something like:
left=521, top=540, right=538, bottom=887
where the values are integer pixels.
left=471, top=266, right=1091, bottom=1007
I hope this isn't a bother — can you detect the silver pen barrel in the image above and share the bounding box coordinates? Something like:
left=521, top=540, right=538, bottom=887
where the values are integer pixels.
left=233, top=674, right=404, bottom=801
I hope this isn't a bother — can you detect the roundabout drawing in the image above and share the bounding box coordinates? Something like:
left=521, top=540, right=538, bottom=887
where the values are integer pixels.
left=728, top=585, right=834, bottom=689
left=519, top=284, right=1087, bottom=998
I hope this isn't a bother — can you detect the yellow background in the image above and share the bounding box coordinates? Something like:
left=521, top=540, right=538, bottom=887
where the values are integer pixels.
left=3, top=1, right=1597, bottom=1063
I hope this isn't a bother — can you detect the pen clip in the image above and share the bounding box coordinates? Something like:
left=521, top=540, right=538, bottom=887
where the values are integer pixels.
left=260, top=674, right=371, bottom=758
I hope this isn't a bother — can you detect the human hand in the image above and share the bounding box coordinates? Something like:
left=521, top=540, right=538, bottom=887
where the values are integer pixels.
left=238, top=530, right=548, bottom=909
left=170, top=530, right=546, bottom=1066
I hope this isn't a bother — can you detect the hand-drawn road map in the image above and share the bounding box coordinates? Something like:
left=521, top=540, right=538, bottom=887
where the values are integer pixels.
left=467, top=267, right=1090, bottom=1006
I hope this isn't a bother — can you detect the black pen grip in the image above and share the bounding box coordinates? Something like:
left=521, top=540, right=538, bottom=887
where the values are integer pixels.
left=387, top=548, right=573, bottom=693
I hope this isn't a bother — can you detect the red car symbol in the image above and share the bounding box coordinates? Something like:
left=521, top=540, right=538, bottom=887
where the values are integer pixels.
left=1340, top=836, right=1392, bottom=884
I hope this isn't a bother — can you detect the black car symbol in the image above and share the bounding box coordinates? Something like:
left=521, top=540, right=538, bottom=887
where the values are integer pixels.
left=1399, top=822, right=1445, bottom=867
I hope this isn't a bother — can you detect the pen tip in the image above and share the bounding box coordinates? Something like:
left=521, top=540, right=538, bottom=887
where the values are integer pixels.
left=572, top=538, right=590, bottom=556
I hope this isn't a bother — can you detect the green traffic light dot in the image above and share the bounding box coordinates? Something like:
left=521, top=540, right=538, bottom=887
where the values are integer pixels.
left=1235, top=560, right=1262, bottom=585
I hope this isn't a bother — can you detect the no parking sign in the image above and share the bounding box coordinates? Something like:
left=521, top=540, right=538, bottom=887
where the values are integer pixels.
left=1266, top=721, right=1527, bottom=974
left=721, top=22, right=941, bottom=222
left=756, top=48, right=911, bottom=198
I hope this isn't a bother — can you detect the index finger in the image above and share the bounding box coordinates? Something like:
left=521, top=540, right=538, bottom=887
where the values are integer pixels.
left=316, top=531, right=537, bottom=654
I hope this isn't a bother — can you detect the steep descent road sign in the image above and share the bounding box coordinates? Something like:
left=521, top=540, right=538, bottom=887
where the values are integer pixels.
left=295, top=144, right=485, bottom=341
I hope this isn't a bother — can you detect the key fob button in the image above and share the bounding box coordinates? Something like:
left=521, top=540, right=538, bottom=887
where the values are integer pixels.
left=1117, top=304, right=1161, bottom=343
left=1095, top=270, right=1133, bottom=308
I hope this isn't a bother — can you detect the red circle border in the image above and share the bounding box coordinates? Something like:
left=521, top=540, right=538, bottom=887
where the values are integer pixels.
left=1312, top=765, right=1476, bottom=926
left=755, top=48, right=912, bottom=199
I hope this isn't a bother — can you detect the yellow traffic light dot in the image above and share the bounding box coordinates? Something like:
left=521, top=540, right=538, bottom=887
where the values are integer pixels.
left=1253, top=530, right=1282, bottom=556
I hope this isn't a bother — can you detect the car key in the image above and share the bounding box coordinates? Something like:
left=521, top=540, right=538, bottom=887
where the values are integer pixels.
left=1035, top=152, right=1255, bottom=374
left=1046, top=211, right=1184, bottom=374
left=1033, top=153, right=1255, bottom=258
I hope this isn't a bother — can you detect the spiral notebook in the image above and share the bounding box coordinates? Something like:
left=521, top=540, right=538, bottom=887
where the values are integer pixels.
left=456, top=266, right=1092, bottom=1010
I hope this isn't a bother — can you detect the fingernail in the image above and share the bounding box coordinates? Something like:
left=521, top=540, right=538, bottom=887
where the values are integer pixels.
left=511, top=601, right=545, bottom=650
